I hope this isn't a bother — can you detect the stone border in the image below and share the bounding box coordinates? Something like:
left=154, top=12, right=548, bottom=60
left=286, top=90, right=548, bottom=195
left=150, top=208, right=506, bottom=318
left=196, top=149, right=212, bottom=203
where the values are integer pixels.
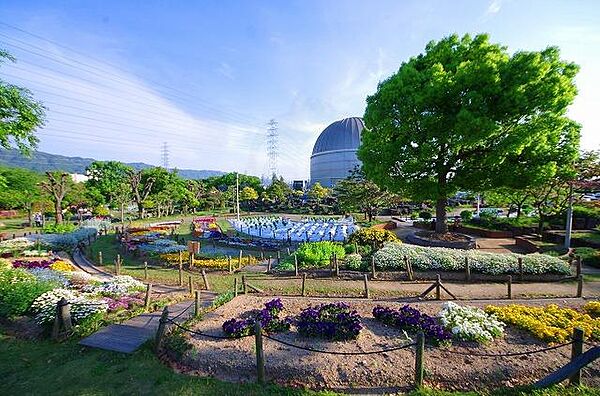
left=406, top=231, right=476, bottom=250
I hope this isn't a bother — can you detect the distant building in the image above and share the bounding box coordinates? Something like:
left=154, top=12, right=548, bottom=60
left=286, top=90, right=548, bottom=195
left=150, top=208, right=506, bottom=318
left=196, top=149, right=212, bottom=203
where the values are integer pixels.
left=310, top=117, right=364, bottom=187
left=292, top=180, right=308, bottom=191
left=70, top=173, right=89, bottom=183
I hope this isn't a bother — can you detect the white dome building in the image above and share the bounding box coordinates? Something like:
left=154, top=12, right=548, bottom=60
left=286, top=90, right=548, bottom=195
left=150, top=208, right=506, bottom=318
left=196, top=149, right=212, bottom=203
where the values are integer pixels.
left=310, top=117, right=364, bottom=187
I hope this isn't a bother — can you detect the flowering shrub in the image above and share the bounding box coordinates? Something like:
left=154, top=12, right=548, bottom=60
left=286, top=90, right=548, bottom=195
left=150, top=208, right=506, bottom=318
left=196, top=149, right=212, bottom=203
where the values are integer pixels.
left=344, top=253, right=363, bottom=270
left=296, top=302, right=362, bottom=341
left=30, top=288, right=107, bottom=325
left=102, top=294, right=144, bottom=311
left=485, top=304, right=600, bottom=343
left=22, top=249, right=50, bottom=257
left=0, top=267, right=58, bottom=316
left=583, top=301, right=600, bottom=317
left=0, top=238, right=34, bottom=256
left=373, top=242, right=571, bottom=275
left=50, top=260, right=74, bottom=272
left=348, top=228, right=399, bottom=248
left=373, top=305, right=451, bottom=344
left=138, top=239, right=187, bottom=254
left=222, top=298, right=291, bottom=338
left=295, top=241, right=346, bottom=268
left=84, top=275, right=145, bottom=296
left=32, top=227, right=98, bottom=251
left=438, top=302, right=504, bottom=343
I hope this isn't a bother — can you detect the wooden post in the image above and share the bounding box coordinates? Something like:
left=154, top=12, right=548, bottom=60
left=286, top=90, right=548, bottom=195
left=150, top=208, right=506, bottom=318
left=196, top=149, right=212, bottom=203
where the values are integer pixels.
left=98, top=251, right=103, bottom=266
left=144, top=261, right=148, bottom=280
left=254, top=321, right=265, bottom=384
left=178, top=250, right=183, bottom=268
left=576, top=256, right=582, bottom=278
left=178, top=261, right=183, bottom=286
left=115, top=254, right=121, bottom=276
left=52, top=298, right=72, bottom=340
left=188, top=275, right=194, bottom=296
left=363, top=274, right=370, bottom=299
left=267, top=256, right=271, bottom=271
left=301, top=273, right=307, bottom=297
left=507, top=275, right=512, bottom=300
left=414, top=331, right=425, bottom=388
left=194, top=290, right=201, bottom=317
left=201, top=269, right=210, bottom=290
left=332, top=253, right=337, bottom=277
left=154, top=306, right=169, bottom=353
left=435, top=274, right=441, bottom=300
left=569, top=327, right=585, bottom=385
left=577, top=274, right=583, bottom=298
left=260, top=249, right=264, bottom=260
left=242, top=275, right=247, bottom=294
left=465, top=257, right=471, bottom=281
left=238, top=250, right=243, bottom=270
left=294, top=254, right=299, bottom=277
left=228, top=256, right=233, bottom=273
left=371, top=256, right=376, bottom=279
left=335, top=255, right=340, bottom=277
left=189, top=252, right=194, bottom=269
left=234, top=278, right=238, bottom=297
left=144, top=283, right=152, bottom=309
left=277, top=251, right=281, bottom=265
left=404, top=256, right=413, bottom=281
left=518, top=257, right=523, bottom=280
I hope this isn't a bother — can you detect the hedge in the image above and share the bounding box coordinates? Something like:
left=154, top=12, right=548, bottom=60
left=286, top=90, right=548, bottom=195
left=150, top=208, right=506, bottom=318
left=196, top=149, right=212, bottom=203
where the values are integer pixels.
left=373, top=242, right=571, bottom=275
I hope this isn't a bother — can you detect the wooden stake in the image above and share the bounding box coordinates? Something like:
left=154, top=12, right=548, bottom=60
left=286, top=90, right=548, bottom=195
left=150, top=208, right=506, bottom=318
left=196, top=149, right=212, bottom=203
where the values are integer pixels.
left=404, top=256, right=414, bottom=281
left=569, top=327, right=585, bottom=385
left=201, top=269, right=210, bottom=290
left=194, top=290, right=201, bottom=317
left=144, top=283, right=152, bottom=309
left=254, top=321, right=265, bottom=384
left=286, top=247, right=290, bottom=255
left=277, top=251, right=281, bottom=265
left=178, top=250, right=183, bottom=268
left=242, top=275, right=247, bottom=294
left=294, top=254, right=299, bottom=277
left=238, top=250, right=242, bottom=269
left=154, top=307, right=169, bottom=353
left=577, top=274, right=583, bottom=298
left=234, top=278, right=238, bottom=297
left=435, top=274, right=441, bottom=300
left=335, top=255, right=340, bottom=277
left=228, top=256, right=232, bottom=273
left=98, top=251, right=103, bottom=266
left=507, top=275, right=512, bottom=300
left=144, top=261, right=148, bottom=280
left=371, top=256, right=376, bottom=279
left=301, top=273, right=306, bottom=297
left=178, top=262, right=183, bottom=286
left=518, top=257, right=523, bottom=280
left=465, top=257, right=471, bottom=281
left=415, top=331, right=425, bottom=388
left=363, top=274, right=370, bottom=299
left=576, top=256, right=582, bottom=278
left=188, top=275, right=194, bottom=296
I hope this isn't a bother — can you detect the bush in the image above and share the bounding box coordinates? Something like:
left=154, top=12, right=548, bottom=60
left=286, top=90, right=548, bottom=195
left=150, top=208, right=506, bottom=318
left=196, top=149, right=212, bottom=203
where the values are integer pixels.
left=460, top=210, right=473, bottom=221
left=0, top=267, right=59, bottom=317
left=347, top=228, right=399, bottom=249
left=295, top=241, right=345, bottom=268
left=344, top=253, right=363, bottom=271
left=438, top=302, right=504, bottom=343
left=573, top=247, right=600, bottom=268
left=373, top=242, right=571, bottom=275
left=296, top=302, right=362, bottom=341
left=42, top=223, right=77, bottom=234
left=344, top=244, right=356, bottom=254
left=419, top=211, right=432, bottom=220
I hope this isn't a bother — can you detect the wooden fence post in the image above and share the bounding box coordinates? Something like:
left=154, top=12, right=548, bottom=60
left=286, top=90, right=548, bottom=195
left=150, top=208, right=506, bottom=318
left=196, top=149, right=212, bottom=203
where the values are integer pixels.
left=435, top=274, right=441, bottom=300
left=188, top=275, right=194, bottom=296
left=294, top=254, right=299, bottom=277
left=178, top=261, right=183, bottom=286
left=115, top=254, right=121, bottom=275
left=577, top=274, right=583, bottom=298
left=301, top=273, right=307, bottom=297
left=98, top=251, right=103, bottom=266
left=363, top=274, right=370, bottom=299
left=267, top=256, right=271, bottom=271
left=404, top=256, right=414, bottom=281
left=144, top=261, right=148, bottom=280
left=569, top=327, right=585, bottom=385
left=238, top=250, right=243, bottom=270
left=144, top=283, right=152, bottom=309
left=260, top=249, right=264, bottom=260
left=518, top=257, right=524, bottom=281
left=277, top=251, right=281, bottom=265
left=242, top=275, right=247, bottom=294
left=507, top=275, right=512, bottom=300
left=254, top=321, right=265, bottom=384
left=189, top=252, right=194, bottom=269
left=465, top=257, right=471, bottom=281
left=178, top=250, right=183, bottom=268
left=371, top=256, right=376, bottom=279
left=354, top=242, right=359, bottom=255
left=414, top=331, right=425, bottom=388
left=576, top=256, right=582, bottom=278
left=154, top=306, right=169, bottom=353
left=194, top=290, right=201, bottom=317
left=228, top=256, right=233, bottom=273
left=52, top=298, right=72, bottom=340
left=286, top=247, right=290, bottom=255
left=201, top=269, right=210, bottom=291
left=234, top=278, right=238, bottom=297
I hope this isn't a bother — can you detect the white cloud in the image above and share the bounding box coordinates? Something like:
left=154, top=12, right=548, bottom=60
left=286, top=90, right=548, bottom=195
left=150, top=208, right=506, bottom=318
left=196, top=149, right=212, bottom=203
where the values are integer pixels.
left=217, top=62, right=235, bottom=80
left=486, top=0, right=502, bottom=16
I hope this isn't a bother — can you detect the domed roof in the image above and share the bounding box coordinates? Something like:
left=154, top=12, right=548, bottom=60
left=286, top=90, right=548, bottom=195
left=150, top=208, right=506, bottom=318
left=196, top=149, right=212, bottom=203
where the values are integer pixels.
left=311, top=117, right=364, bottom=156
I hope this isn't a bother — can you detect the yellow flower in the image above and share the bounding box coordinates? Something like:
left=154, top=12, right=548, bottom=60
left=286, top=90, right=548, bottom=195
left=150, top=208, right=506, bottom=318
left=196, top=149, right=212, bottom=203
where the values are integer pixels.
left=50, top=260, right=74, bottom=272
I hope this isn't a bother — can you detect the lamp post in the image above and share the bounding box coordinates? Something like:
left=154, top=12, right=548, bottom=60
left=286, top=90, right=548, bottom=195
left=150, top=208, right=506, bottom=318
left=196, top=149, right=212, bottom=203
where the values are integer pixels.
left=565, top=181, right=574, bottom=250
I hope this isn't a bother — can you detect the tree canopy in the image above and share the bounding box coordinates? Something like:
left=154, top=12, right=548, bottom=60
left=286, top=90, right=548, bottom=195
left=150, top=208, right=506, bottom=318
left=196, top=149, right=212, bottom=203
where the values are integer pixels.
left=358, top=33, right=580, bottom=233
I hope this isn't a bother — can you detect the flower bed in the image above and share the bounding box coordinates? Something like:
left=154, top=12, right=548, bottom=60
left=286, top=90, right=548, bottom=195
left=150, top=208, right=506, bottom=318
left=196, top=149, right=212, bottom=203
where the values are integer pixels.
left=584, top=301, right=600, bottom=317
left=294, top=241, right=346, bottom=269
left=296, top=302, right=362, bottom=340
left=438, top=302, right=504, bottom=343
left=159, top=252, right=258, bottom=269
left=373, top=242, right=570, bottom=275
left=222, top=298, right=291, bottom=338
left=373, top=305, right=451, bottom=344
left=30, top=288, right=107, bottom=325
left=348, top=228, right=399, bottom=249
left=484, top=304, right=600, bottom=343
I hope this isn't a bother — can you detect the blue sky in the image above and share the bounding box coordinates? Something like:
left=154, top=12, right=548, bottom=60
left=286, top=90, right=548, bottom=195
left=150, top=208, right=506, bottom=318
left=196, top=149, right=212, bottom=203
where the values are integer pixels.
left=1, top=0, right=599, bottom=179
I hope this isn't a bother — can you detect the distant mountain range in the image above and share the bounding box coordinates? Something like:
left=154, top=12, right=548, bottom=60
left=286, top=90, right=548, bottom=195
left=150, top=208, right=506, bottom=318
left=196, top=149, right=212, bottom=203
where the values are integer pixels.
left=0, top=149, right=226, bottom=180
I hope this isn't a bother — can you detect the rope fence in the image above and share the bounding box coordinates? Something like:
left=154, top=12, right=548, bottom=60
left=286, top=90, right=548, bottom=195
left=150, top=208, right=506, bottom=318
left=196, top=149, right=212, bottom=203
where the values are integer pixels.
left=438, top=342, right=573, bottom=357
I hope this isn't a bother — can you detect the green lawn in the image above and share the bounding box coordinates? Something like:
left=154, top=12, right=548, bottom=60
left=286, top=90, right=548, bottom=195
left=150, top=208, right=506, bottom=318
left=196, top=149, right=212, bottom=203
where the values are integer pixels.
left=0, top=331, right=596, bottom=396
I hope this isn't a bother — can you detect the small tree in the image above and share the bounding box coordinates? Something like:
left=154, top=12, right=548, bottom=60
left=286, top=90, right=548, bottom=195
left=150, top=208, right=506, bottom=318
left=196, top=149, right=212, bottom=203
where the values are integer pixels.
left=127, top=168, right=156, bottom=218
left=40, top=172, right=70, bottom=224
left=334, top=168, right=394, bottom=222
left=307, top=182, right=330, bottom=203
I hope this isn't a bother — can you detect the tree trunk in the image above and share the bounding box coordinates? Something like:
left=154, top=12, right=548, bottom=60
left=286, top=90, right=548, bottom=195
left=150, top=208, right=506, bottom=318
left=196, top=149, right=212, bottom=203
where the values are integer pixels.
left=516, top=204, right=522, bottom=218
left=54, top=200, right=63, bottom=225
left=138, top=203, right=144, bottom=219
left=120, top=203, right=125, bottom=222
left=435, top=197, right=448, bottom=234
left=27, top=205, right=33, bottom=228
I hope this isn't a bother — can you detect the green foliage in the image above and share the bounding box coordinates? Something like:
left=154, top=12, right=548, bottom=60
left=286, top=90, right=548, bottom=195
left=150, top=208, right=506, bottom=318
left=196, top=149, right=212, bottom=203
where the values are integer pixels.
left=0, top=51, right=46, bottom=154
left=0, top=267, right=58, bottom=317
left=307, top=182, right=330, bottom=201
left=344, top=253, right=363, bottom=271
left=468, top=215, right=539, bottom=231
left=348, top=228, right=399, bottom=249
left=359, top=33, right=580, bottom=233
left=42, top=223, right=77, bottom=234
left=420, top=211, right=432, bottom=221
left=573, top=247, right=600, bottom=268
left=572, top=205, right=600, bottom=221
left=295, top=241, right=345, bottom=268
left=0, top=165, right=44, bottom=213
left=460, top=210, right=473, bottom=221
left=344, top=244, right=356, bottom=254
left=85, top=161, right=132, bottom=207
left=239, top=186, right=258, bottom=201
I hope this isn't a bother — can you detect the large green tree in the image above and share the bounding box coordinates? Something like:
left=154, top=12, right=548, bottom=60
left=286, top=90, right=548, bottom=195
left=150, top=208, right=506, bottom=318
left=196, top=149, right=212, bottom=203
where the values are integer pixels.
left=85, top=161, right=132, bottom=208
left=40, top=172, right=72, bottom=225
left=359, top=34, right=580, bottom=233
left=334, top=168, right=395, bottom=222
left=0, top=165, right=44, bottom=226
left=0, top=50, right=45, bottom=154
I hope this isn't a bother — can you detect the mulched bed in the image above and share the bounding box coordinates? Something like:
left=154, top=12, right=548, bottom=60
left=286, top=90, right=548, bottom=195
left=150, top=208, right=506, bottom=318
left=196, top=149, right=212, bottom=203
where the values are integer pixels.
left=166, top=295, right=600, bottom=392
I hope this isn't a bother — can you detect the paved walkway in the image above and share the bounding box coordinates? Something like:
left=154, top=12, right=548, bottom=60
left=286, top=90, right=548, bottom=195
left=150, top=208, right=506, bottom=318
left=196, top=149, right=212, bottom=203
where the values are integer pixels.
left=71, top=247, right=218, bottom=353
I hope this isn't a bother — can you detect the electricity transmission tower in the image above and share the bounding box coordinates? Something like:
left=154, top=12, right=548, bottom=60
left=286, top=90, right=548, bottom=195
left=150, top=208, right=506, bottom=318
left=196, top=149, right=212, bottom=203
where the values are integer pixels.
left=266, top=119, right=279, bottom=177
left=161, top=142, right=170, bottom=170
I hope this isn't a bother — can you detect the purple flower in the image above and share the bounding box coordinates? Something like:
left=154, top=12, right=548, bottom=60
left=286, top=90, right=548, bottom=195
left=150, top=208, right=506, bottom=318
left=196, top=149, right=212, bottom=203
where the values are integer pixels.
left=296, top=302, right=362, bottom=341
left=373, top=305, right=451, bottom=344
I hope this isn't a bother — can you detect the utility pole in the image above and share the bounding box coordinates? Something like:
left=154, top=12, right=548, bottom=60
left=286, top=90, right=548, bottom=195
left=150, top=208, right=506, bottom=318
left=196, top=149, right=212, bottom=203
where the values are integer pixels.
left=565, top=182, right=574, bottom=249
left=236, top=172, right=240, bottom=221
left=161, top=142, right=170, bottom=170
left=266, top=119, right=279, bottom=179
